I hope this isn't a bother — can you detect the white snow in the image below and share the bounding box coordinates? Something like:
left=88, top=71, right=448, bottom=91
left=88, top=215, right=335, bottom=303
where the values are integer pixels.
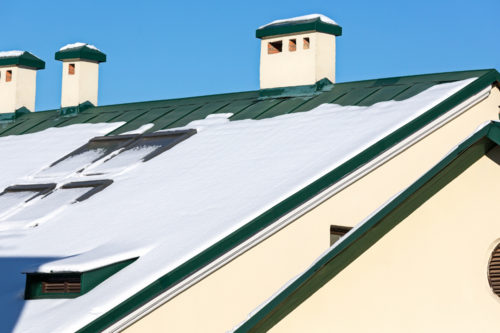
left=0, top=51, right=24, bottom=58
left=35, top=149, right=106, bottom=178
left=0, top=78, right=476, bottom=333
left=0, top=192, right=36, bottom=218
left=259, top=14, right=338, bottom=29
left=59, top=43, right=100, bottom=52
left=120, top=123, right=154, bottom=135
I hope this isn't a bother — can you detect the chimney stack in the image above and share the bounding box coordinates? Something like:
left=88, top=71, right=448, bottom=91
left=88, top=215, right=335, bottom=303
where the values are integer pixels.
left=0, top=51, right=45, bottom=113
left=55, top=43, right=106, bottom=108
left=256, top=14, right=341, bottom=89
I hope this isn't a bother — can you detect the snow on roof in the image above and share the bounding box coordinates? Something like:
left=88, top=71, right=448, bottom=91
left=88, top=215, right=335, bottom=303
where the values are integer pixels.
left=259, top=14, right=338, bottom=29
left=0, top=51, right=25, bottom=58
left=59, top=42, right=100, bottom=52
left=0, top=78, right=475, bottom=332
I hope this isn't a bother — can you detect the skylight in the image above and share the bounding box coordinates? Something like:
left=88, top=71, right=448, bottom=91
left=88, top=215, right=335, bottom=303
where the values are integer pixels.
left=0, top=184, right=56, bottom=218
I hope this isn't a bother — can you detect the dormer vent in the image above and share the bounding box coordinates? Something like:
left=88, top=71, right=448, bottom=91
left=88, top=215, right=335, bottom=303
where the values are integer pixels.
left=0, top=51, right=45, bottom=113
left=55, top=43, right=106, bottom=109
left=256, top=14, right=341, bottom=89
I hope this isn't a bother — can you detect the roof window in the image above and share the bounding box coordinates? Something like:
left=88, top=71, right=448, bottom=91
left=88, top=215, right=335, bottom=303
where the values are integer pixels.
left=68, top=63, right=75, bottom=75
left=61, top=180, right=113, bottom=202
left=83, top=129, right=196, bottom=175
left=303, top=37, right=310, bottom=50
left=36, top=134, right=140, bottom=178
left=0, top=184, right=56, bottom=218
left=6, top=70, right=12, bottom=82
left=268, top=41, right=282, bottom=54
left=289, top=39, right=296, bottom=52
left=24, top=258, right=137, bottom=299
left=330, top=225, right=352, bottom=246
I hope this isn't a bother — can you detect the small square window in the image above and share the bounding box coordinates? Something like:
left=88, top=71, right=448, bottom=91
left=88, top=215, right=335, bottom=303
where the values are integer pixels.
left=289, top=39, right=297, bottom=52
left=68, top=64, right=75, bottom=75
left=303, top=37, right=310, bottom=50
left=268, top=41, right=283, bottom=54
left=6, top=70, right=12, bottom=82
left=330, top=225, right=352, bottom=246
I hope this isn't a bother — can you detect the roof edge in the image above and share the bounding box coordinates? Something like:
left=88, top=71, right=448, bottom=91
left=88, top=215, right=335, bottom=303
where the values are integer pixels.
left=256, top=18, right=342, bottom=38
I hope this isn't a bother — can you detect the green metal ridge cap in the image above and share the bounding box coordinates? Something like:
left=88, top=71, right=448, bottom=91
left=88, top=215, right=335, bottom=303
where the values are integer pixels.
left=233, top=121, right=499, bottom=333
left=55, top=45, right=106, bottom=63
left=0, top=51, right=45, bottom=69
left=256, top=17, right=342, bottom=38
left=76, top=70, right=500, bottom=333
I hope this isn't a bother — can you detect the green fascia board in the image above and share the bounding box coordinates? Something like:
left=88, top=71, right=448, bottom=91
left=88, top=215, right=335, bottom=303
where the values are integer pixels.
left=256, top=18, right=342, bottom=38
left=24, top=258, right=137, bottom=300
left=234, top=123, right=500, bottom=333
left=77, top=70, right=500, bottom=333
left=55, top=46, right=107, bottom=63
left=259, top=78, right=333, bottom=99
left=0, top=52, right=45, bottom=69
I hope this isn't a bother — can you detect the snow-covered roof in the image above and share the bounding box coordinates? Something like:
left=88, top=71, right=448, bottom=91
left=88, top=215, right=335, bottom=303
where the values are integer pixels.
left=259, top=14, right=338, bottom=29
left=0, top=78, right=478, bottom=332
left=59, top=42, right=100, bottom=52
left=0, top=51, right=25, bottom=58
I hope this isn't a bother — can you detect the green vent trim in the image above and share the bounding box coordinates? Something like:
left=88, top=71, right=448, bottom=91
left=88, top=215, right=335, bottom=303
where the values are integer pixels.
left=55, top=45, right=106, bottom=63
left=256, top=17, right=342, bottom=39
left=259, top=78, right=334, bottom=99
left=0, top=52, right=45, bottom=69
left=24, top=258, right=137, bottom=300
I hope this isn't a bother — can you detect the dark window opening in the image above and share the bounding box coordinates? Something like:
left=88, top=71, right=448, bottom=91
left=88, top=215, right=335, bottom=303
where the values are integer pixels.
left=6, top=70, right=12, bottom=82
left=303, top=37, right=310, bottom=50
left=289, top=39, right=296, bottom=52
left=42, top=276, right=81, bottom=294
left=330, top=225, right=352, bottom=246
left=68, top=63, right=75, bottom=75
left=268, top=41, right=283, bottom=54
left=61, top=179, right=113, bottom=202
left=0, top=184, right=56, bottom=217
left=488, top=244, right=500, bottom=297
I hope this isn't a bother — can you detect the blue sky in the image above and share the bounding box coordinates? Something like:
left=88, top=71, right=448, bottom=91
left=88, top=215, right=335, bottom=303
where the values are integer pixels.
left=2, top=0, right=499, bottom=111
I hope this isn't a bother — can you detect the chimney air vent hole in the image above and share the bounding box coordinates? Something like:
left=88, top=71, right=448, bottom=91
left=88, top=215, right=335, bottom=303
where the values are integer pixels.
left=303, top=38, right=310, bottom=50
left=289, top=39, right=296, bottom=52
left=6, top=70, right=12, bottom=82
left=69, top=64, right=75, bottom=75
left=268, top=41, right=282, bottom=54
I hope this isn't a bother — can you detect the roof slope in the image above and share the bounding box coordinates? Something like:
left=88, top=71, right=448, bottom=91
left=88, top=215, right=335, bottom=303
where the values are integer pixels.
left=231, top=121, right=500, bottom=333
left=0, top=70, right=498, bottom=333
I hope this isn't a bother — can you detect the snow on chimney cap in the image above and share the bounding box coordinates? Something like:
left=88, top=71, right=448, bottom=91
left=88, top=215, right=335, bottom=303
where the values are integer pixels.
left=0, top=51, right=45, bottom=69
left=55, top=43, right=106, bottom=63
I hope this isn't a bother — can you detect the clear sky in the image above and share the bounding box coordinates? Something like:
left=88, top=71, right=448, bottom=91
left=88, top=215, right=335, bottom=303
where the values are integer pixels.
left=2, top=0, right=499, bottom=111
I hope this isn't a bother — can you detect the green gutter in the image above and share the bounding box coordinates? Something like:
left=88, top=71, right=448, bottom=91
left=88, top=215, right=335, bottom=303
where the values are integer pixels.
left=77, top=70, right=500, bottom=333
left=234, top=121, right=500, bottom=332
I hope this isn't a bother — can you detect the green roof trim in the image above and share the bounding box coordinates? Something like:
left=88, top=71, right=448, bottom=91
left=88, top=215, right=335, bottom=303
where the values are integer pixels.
left=72, top=69, right=500, bottom=333
left=256, top=17, right=342, bottom=39
left=259, top=78, right=333, bottom=99
left=233, top=122, right=500, bottom=333
left=0, top=52, right=45, bottom=69
left=55, top=45, right=106, bottom=63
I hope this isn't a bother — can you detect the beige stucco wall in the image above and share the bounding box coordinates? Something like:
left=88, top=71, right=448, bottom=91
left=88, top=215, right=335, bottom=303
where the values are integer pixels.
left=61, top=59, right=99, bottom=108
left=123, top=87, right=500, bottom=333
left=271, top=145, right=500, bottom=332
left=0, top=65, right=37, bottom=113
left=259, top=32, right=335, bottom=89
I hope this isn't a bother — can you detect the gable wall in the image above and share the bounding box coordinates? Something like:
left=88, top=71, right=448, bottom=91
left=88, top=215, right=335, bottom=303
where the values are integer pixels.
left=123, top=87, right=500, bottom=333
left=270, top=144, right=500, bottom=332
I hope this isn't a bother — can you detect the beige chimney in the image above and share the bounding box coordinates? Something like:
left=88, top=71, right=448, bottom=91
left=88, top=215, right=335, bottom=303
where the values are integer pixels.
left=256, top=14, right=342, bottom=89
left=0, top=51, right=45, bottom=113
left=55, top=43, right=106, bottom=108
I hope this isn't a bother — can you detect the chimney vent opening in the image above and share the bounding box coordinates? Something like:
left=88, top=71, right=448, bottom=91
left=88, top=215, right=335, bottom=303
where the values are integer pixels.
left=6, top=70, right=12, bottom=82
left=68, top=64, right=75, bottom=75
left=303, top=38, right=310, bottom=50
left=289, top=39, right=297, bottom=52
left=268, top=41, right=282, bottom=54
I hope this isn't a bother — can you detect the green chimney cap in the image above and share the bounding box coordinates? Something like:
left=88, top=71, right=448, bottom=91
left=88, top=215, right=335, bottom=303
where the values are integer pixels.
left=256, top=14, right=342, bottom=39
left=0, top=51, right=45, bottom=69
left=55, top=43, right=106, bottom=63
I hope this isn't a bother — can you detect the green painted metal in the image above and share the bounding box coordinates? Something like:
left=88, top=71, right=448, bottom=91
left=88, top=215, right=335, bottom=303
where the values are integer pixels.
left=290, top=88, right=351, bottom=113
left=259, top=78, right=333, bottom=99
left=0, top=111, right=59, bottom=136
left=256, top=17, right=342, bottom=38
left=393, top=82, right=438, bottom=101
left=57, top=113, right=101, bottom=127
left=0, top=52, right=45, bottom=69
left=230, top=99, right=285, bottom=120
left=25, top=258, right=137, bottom=300
left=76, top=70, right=500, bottom=333
left=214, top=99, right=257, bottom=115
left=145, top=105, right=203, bottom=132
left=84, top=112, right=124, bottom=124
left=333, top=87, right=381, bottom=106
left=256, top=98, right=309, bottom=120
left=55, top=45, right=107, bottom=63
left=109, top=108, right=174, bottom=135
left=357, top=84, right=412, bottom=106
left=233, top=124, right=498, bottom=333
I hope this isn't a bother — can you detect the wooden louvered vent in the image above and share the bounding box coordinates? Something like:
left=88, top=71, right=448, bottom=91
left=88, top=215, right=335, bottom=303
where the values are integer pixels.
left=42, top=277, right=81, bottom=294
left=488, top=244, right=500, bottom=296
